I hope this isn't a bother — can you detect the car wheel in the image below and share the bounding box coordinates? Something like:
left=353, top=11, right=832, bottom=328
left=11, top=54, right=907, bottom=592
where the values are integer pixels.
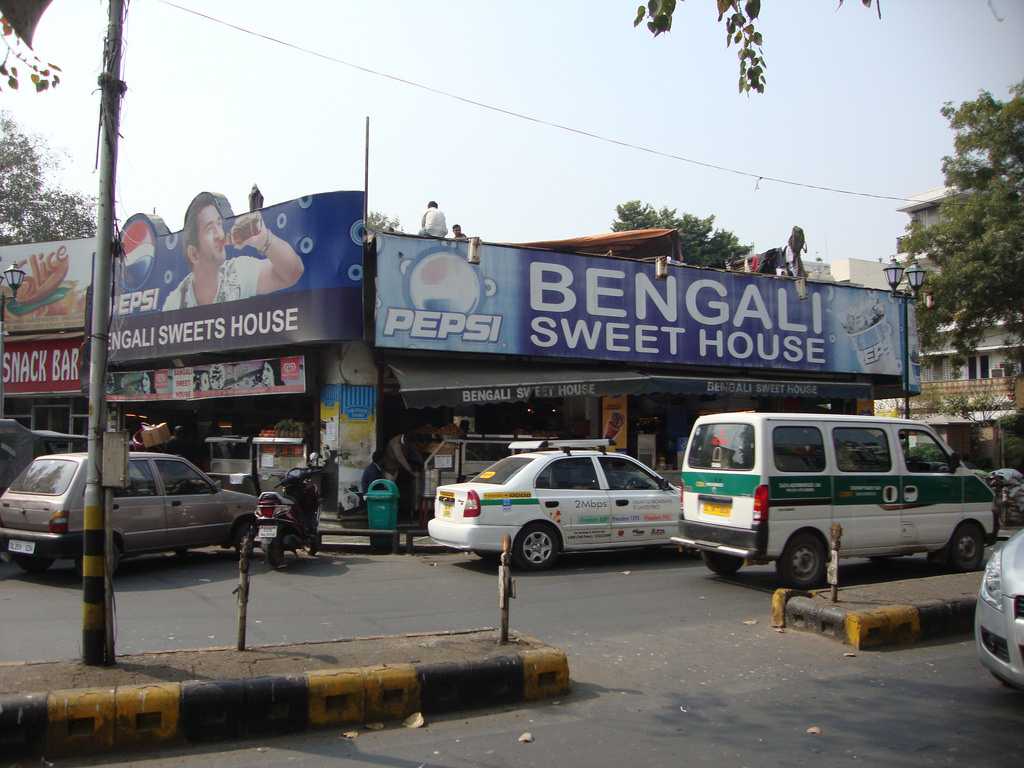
left=513, top=523, right=559, bottom=571
left=12, top=555, right=54, bottom=574
left=777, top=532, right=826, bottom=589
left=946, top=522, right=984, bottom=572
left=266, top=538, right=286, bottom=569
left=702, top=551, right=743, bottom=577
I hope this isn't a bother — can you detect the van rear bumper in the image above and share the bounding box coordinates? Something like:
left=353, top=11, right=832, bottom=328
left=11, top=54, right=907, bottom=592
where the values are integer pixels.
left=672, top=521, right=768, bottom=559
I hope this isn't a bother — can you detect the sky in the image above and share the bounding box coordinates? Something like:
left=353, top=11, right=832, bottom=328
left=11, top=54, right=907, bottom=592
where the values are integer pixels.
left=3, top=0, right=1022, bottom=263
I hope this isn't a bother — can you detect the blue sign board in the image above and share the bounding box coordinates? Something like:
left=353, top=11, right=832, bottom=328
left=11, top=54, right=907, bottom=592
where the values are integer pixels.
left=109, top=190, right=364, bottom=362
left=373, top=234, right=920, bottom=388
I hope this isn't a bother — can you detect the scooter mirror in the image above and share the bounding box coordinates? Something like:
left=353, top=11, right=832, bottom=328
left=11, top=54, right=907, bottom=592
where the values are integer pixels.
left=308, top=452, right=319, bottom=465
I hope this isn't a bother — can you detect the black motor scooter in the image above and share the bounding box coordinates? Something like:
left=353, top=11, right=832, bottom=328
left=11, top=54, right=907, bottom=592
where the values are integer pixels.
left=255, top=454, right=323, bottom=568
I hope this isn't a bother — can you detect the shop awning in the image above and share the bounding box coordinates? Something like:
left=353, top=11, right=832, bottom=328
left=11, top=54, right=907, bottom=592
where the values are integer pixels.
left=388, top=360, right=873, bottom=408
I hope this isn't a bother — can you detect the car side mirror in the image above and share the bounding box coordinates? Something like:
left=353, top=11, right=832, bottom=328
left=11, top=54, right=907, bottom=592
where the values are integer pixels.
left=658, top=477, right=671, bottom=491
left=948, top=452, right=961, bottom=472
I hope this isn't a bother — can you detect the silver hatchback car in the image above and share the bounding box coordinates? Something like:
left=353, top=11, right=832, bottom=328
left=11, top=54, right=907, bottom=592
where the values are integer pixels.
left=0, top=452, right=256, bottom=574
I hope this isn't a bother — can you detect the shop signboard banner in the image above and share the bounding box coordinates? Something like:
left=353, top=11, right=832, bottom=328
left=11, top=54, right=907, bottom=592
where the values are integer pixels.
left=374, top=235, right=921, bottom=388
left=109, top=190, right=364, bottom=362
left=1, top=337, right=83, bottom=394
left=0, top=238, right=94, bottom=332
left=106, top=355, right=306, bottom=401
left=601, top=395, right=628, bottom=450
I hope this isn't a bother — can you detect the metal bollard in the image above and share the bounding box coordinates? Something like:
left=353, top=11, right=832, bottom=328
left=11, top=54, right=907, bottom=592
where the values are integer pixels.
left=828, top=522, right=843, bottom=603
left=498, top=534, right=516, bottom=644
left=235, top=525, right=254, bottom=651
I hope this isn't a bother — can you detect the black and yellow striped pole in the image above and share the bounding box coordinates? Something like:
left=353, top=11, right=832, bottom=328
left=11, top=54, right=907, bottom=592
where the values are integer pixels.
left=83, top=0, right=126, bottom=666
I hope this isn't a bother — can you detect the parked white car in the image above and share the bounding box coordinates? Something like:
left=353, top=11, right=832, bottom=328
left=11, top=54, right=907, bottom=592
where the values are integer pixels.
left=976, top=528, right=1024, bottom=690
left=427, top=440, right=678, bottom=570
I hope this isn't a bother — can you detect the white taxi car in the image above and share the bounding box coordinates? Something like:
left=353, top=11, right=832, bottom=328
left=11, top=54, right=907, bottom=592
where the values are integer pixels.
left=427, top=440, right=679, bottom=570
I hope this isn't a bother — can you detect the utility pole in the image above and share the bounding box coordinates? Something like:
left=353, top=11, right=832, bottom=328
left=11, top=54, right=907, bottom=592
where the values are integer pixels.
left=83, top=0, right=126, bottom=667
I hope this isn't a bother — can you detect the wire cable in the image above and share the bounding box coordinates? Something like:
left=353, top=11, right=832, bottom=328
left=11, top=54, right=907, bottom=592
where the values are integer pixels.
left=157, top=0, right=918, bottom=204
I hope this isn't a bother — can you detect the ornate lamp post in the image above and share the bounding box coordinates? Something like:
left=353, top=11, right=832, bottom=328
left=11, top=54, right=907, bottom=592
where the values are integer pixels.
left=0, top=263, right=27, bottom=419
left=883, top=258, right=927, bottom=419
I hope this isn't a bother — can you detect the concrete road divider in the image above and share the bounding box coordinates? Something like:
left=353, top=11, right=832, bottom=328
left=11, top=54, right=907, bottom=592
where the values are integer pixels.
left=0, top=645, right=570, bottom=760
left=771, top=572, right=980, bottom=650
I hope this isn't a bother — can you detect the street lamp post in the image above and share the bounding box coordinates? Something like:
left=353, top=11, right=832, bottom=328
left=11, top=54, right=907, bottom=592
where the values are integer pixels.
left=883, top=258, right=926, bottom=420
left=0, top=263, right=27, bottom=419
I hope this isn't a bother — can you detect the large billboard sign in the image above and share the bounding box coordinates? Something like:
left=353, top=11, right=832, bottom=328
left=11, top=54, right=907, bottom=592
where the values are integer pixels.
left=374, top=235, right=920, bottom=386
left=2, top=337, right=83, bottom=394
left=109, top=190, right=364, bottom=362
left=0, top=238, right=94, bottom=332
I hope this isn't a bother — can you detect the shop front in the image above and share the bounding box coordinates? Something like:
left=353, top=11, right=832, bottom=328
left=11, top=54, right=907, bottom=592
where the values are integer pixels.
left=368, top=231, right=914, bottom=489
left=106, top=189, right=368, bottom=509
left=1, top=236, right=94, bottom=433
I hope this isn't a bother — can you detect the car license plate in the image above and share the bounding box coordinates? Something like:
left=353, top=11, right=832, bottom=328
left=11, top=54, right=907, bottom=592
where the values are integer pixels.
left=702, top=500, right=732, bottom=518
left=257, top=525, right=278, bottom=539
left=8, top=540, right=35, bottom=554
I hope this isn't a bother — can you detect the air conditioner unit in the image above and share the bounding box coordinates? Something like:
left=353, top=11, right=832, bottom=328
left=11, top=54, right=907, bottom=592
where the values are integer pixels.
left=991, top=368, right=1005, bottom=379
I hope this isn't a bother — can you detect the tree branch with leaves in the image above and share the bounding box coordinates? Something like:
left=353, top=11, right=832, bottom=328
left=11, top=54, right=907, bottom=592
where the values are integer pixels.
left=633, top=1, right=880, bottom=94
left=0, top=4, right=60, bottom=92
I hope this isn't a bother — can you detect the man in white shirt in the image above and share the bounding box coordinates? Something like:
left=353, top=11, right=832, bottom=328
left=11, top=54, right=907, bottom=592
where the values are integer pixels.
left=163, top=192, right=304, bottom=310
left=418, top=200, right=448, bottom=238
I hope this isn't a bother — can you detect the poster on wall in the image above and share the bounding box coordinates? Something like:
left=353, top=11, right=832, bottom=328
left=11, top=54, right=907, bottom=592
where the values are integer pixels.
left=601, top=395, right=628, bottom=451
left=106, top=355, right=305, bottom=401
left=0, top=238, right=94, bottom=332
left=109, top=190, right=364, bottom=362
left=373, top=235, right=921, bottom=391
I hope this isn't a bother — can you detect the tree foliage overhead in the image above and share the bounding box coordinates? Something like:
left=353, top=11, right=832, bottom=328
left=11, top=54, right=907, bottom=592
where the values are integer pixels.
left=365, top=210, right=402, bottom=233
left=633, top=1, right=880, bottom=94
left=0, top=111, right=95, bottom=245
left=1, top=7, right=61, bottom=93
left=904, top=81, right=1024, bottom=366
left=612, top=200, right=751, bottom=267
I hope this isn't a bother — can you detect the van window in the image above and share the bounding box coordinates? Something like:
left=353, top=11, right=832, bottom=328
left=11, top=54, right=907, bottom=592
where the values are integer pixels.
left=471, top=456, right=532, bottom=485
left=773, top=427, right=826, bottom=473
left=899, top=430, right=951, bottom=473
left=687, top=424, right=755, bottom=471
left=833, top=427, right=891, bottom=472
left=535, top=457, right=600, bottom=490
left=9, top=458, right=79, bottom=495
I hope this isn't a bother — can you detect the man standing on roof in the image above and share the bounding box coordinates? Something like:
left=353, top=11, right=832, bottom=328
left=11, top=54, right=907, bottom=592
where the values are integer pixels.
left=419, top=201, right=448, bottom=238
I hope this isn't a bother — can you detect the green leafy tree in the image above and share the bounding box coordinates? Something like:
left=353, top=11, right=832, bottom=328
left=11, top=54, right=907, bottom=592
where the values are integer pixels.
left=0, top=111, right=95, bottom=245
left=365, top=210, right=402, bottom=233
left=633, top=1, right=880, bottom=94
left=611, top=200, right=750, bottom=267
left=903, top=81, right=1024, bottom=366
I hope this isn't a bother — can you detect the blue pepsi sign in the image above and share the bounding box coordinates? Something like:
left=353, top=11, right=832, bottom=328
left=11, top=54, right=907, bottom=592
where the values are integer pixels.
left=373, top=234, right=920, bottom=387
left=109, top=190, right=364, bottom=362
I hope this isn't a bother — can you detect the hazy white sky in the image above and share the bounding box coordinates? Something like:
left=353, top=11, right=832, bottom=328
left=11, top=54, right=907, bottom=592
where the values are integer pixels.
left=5, top=1, right=1022, bottom=262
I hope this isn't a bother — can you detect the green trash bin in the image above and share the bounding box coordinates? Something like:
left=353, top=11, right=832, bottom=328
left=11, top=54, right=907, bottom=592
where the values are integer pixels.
left=366, top=478, right=399, bottom=551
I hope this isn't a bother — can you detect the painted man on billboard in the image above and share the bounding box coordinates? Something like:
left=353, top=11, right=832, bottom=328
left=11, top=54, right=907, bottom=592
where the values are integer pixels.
left=162, top=192, right=304, bottom=310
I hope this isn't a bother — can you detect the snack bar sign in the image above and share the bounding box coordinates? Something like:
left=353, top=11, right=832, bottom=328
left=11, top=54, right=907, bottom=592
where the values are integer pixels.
left=373, top=235, right=920, bottom=384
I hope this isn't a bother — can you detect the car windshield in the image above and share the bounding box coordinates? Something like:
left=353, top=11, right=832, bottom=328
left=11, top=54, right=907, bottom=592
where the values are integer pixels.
left=9, top=458, right=79, bottom=495
left=471, top=456, right=533, bottom=485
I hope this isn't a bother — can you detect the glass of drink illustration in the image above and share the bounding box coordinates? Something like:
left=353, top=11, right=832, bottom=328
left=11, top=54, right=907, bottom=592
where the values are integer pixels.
left=230, top=214, right=263, bottom=247
left=843, top=300, right=895, bottom=370
left=604, top=411, right=625, bottom=441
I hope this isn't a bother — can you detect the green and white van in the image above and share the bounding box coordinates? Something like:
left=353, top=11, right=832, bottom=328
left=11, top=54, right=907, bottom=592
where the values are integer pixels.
left=673, top=413, right=996, bottom=589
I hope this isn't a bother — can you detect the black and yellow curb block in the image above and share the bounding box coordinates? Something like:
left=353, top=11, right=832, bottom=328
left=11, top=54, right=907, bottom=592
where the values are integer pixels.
left=772, top=589, right=977, bottom=650
left=0, top=647, right=570, bottom=759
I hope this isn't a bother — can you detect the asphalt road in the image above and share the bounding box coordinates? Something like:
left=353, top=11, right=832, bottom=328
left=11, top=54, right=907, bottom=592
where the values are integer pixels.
left=2, top=548, right=1021, bottom=767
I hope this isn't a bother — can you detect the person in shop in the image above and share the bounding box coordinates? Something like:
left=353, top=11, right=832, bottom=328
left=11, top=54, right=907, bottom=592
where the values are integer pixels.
left=361, top=449, right=386, bottom=494
left=383, top=431, right=424, bottom=520
left=165, top=425, right=187, bottom=456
